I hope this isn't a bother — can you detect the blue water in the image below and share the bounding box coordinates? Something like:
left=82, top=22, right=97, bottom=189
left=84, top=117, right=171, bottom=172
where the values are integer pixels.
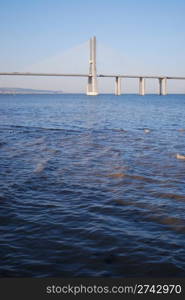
left=0, top=93, right=185, bottom=277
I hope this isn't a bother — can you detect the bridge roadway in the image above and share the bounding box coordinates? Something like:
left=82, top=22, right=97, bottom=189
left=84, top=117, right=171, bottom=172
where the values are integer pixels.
left=0, top=72, right=185, bottom=95
left=0, top=72, right=185, bottom=80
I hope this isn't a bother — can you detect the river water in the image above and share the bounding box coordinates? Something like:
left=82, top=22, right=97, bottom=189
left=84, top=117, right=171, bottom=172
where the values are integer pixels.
left=0, top=94, right=185, bottom=277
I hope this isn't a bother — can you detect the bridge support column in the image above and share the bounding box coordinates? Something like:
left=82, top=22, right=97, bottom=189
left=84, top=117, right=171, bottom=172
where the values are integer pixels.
left=86, top=36, right=98, bottom=95
left=159, top=78, right=167, bottom=95
left=139, top=77, right=145, bottom=95
left=115, top=77, right=121, bottom=95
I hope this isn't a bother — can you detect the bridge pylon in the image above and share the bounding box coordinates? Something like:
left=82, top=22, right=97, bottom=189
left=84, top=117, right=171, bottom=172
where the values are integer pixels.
left=86, top=36, right=98, bottom=96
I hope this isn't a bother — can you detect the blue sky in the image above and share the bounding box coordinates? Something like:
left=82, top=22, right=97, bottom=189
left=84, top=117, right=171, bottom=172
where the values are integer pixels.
left=0, top=0, right=185, bottom=93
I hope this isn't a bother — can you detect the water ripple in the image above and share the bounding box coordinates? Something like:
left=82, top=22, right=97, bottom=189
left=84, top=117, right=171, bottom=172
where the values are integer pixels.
left=0, top=94, right=185, bottom=277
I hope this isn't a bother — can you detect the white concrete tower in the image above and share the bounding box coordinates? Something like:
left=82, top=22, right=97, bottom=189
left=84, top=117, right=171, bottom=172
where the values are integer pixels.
left=115, top=77, right=121, bottom=95
left=139, top=77, right=145, bottom=95
left=159, top=77, right=167, bottom=95
left=87, top=36, right=98, bottom=95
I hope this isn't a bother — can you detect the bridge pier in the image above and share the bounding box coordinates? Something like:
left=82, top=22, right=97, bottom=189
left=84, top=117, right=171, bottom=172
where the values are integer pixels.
left=115, top=77, right=121, bottom=95
left=86, top=36, right=98, bottom=96
left=159, top=78, right=167, bottom=95
left=139, top=77, right=145, bottom=95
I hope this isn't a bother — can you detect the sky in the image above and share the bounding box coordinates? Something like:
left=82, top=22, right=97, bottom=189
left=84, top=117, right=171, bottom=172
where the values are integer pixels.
left=0, top=0, right=185, bottom=93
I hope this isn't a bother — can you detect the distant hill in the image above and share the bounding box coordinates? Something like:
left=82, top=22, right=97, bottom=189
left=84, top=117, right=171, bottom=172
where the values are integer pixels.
left=0, top=87, right=63, bottom=94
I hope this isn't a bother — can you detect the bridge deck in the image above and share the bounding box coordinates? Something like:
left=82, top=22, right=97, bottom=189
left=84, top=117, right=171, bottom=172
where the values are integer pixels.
left=0, top=72, right=185, bottom=80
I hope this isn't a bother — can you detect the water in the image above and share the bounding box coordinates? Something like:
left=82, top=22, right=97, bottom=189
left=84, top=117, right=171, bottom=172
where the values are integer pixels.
left=0, top=93, right=185, bottom=277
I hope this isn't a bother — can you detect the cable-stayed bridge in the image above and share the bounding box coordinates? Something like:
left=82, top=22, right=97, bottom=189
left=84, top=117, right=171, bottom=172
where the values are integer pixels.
left=0, top=36, right=185, bottom=95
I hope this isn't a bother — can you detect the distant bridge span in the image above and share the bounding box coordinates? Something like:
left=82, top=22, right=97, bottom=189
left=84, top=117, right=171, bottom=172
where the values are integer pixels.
left=1, top=72, right=185, bottom=80
left=0, top=37, right=185, bottom=95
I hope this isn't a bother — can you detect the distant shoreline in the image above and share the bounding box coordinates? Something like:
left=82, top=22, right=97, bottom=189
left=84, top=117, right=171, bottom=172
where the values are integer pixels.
left=0, top=87, right=63, bottom=95
left=0, top=92, right=63, bottom=95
